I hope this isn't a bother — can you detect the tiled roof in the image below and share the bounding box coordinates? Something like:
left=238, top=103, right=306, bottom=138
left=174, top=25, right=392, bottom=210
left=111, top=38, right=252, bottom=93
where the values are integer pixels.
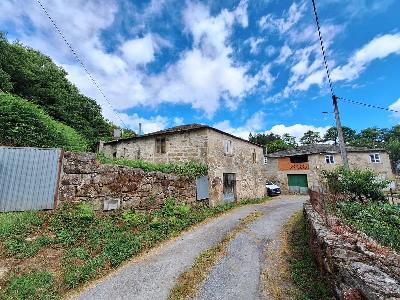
left=268, top=144, right=386, bottom=157
left=104, top=124, right=263, bottom=147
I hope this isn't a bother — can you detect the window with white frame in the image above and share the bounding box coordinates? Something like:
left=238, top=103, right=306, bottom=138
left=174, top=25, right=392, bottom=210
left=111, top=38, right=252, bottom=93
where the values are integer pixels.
left=325, top=154, right=335, bottom=164
left=369, top=153, right=381, bottom=163
left=223, top=139, right=233, bottom=155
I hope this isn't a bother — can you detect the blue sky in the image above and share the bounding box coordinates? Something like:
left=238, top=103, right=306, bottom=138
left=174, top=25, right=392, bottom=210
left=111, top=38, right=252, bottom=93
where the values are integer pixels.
left=1, top=0, right=399, bottom=140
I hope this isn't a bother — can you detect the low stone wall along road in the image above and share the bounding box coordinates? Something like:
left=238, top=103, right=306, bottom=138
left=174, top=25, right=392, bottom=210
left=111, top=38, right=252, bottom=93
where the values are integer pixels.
left=72, top=196, right=306, bottom=300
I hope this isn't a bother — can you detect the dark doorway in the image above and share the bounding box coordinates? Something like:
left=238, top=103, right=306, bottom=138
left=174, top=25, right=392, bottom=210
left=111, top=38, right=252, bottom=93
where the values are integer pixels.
left=223, top=173, right=236, bottom=203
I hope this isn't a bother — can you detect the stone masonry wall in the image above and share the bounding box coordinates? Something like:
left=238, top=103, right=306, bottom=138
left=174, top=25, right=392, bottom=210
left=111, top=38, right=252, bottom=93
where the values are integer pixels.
left=101, top=129, right=208, bottom=164
left=304, top=202, right=400, bottom=300
left=206, top=129, right=265, bottom=204
left=265, top=151, right=394, bottom=194
left=59, top=152, right=196, bottom=210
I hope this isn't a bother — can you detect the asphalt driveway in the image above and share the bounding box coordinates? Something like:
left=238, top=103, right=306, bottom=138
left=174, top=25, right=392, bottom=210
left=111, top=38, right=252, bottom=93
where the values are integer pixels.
left=73, top=196, right=305, bottom=300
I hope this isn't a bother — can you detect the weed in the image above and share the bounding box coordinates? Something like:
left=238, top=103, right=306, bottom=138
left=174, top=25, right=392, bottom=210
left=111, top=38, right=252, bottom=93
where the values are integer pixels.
left=63, top=255, right=105, bottom=288
left=121, top=210, right=148, bottom=227
left=0, top=211, right=42, bottom=239
left=0, top=270, right=57, bottom=300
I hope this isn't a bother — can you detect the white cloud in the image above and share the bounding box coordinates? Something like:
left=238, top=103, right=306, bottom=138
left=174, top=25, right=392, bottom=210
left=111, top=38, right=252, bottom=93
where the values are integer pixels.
left=173, top=117, right=184, bottom=126
left=389, top=98, right=400, bottom=118
left=332, top=33, right=400, bottom=82
left=275, top=45, right=293, bottom=64
left=259, top=1, right=306, bottom=34
left=246, top=37, right=265, bottom=54
left=213, top=111, right=265, bottom=139
left=119, top=34, right=156, bottom=65
left=267, top=124, right=330, bottom=141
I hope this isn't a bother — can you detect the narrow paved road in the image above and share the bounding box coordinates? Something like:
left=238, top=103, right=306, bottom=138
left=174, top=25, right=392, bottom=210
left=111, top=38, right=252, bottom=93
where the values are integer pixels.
left=73, top=196, right=305, bottom=300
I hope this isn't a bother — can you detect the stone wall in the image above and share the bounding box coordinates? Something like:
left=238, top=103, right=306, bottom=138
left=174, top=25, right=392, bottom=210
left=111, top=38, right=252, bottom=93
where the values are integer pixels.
left=59, top=152, right=196, bottom=210
left=100, top=129, right=208, bottom=164
left=206, top=129, right=266, bottom=204
left=265, top=151, right=394, bottom=194
left=304, top=202, right=400, bottom=300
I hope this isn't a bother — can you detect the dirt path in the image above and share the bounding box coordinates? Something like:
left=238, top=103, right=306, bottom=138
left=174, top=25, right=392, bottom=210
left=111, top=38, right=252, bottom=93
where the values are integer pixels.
left=73, top=196, right=305, bottom=300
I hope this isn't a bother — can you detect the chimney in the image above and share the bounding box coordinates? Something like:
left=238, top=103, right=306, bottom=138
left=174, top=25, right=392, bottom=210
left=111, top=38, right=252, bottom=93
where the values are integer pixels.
left=113, top=128, right=121, bottom=139
left=138, top=123, right=142, bottom=136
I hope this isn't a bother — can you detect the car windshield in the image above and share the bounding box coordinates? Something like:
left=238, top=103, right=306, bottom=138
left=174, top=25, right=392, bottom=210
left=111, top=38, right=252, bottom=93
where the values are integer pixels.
left=266, top=181, right=274, bottom=185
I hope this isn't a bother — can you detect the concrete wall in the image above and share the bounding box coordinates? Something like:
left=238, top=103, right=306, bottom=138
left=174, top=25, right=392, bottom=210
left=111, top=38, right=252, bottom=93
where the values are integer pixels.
left=206, top=129, right=265, bottom=205
left=101, top=129, right=208, bottom=164
left=59, top=152, right=196, bottom=210
left=266, top=151, right=394, bottom=194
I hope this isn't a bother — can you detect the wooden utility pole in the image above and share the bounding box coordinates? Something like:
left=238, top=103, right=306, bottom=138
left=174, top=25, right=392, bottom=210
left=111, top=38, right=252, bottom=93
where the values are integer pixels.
left=332, top=95, right=349, bottom=169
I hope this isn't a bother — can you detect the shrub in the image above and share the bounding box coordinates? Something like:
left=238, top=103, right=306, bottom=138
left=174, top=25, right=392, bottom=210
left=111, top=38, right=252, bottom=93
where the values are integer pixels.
left=0, top=93, right=88, bottom=151
left=96, top=153, right=208, bottom=178
left=336, top=201, right=400, bottom=251
left=320, top=166, right=389, bottom=202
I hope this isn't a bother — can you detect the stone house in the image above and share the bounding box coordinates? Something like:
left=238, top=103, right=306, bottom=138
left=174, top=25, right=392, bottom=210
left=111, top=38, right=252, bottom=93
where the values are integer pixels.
left=265, top=144, right=394, bottom=194
left=99, top=124, right=266, bottom=205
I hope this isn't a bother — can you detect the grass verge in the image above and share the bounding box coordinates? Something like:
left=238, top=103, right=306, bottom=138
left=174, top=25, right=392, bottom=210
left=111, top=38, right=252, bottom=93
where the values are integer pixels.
left=167, top=211, right=262, bottom=300
left=284, top=211, right=332, bottom=299
left=0, top=197, right=268, bottom=299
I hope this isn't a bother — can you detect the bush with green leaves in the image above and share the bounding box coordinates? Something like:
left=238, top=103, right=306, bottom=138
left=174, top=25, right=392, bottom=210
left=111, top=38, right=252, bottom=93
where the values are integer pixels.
left=320, top=166, right=389, bottom=202
left=97, top=153, right=208, bottom=178
left=0, top=93, right=88, bottom=151
left=336, top=201, right=400, bottom=251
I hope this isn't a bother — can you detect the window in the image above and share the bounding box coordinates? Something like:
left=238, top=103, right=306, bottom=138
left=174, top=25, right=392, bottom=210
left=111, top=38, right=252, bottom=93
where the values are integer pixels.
left=252, top=149, right=256, bottom=163
left=264, top=156, right=268, bottom=164
left=325, top=154, right=335, bottom=164
left=223, top=139, right=233, bottom=155
left=370, top=153, right=381, bottom=163
left=290, top=155, right=308, bottom=163
left=155, top=137, right=166, bottom=154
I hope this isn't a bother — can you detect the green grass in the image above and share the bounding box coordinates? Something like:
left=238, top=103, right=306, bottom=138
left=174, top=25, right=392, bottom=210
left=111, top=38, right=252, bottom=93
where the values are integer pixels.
left=335, top=201, right=400, bottom=251
left=0, top=196, right=268, bottom=299
left=0, top=270, right=57, bottom=300
left=286, top=212, right=332, bottom=300
left=97, top=153, right=208, bottom=178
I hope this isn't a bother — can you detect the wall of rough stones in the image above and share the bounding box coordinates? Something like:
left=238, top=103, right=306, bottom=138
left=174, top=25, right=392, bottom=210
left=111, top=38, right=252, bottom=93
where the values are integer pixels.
left=304, top=202, right=400, bottom=300
left=265, top=151, right=394, bottom=194
left=58, top=152, right=196, bottom=210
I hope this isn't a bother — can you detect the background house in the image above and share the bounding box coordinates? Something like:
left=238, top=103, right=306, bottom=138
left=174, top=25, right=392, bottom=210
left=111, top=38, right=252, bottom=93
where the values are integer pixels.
left=99, top=124, right=266, bottom=204
left=265, top=144, right=394, bottom=193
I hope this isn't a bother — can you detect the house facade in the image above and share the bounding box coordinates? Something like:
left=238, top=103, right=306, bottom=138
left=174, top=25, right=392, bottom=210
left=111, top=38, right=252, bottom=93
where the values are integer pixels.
left=99, top=124, right=266, bottom=204
left=265, top=144, right=394, bottom=194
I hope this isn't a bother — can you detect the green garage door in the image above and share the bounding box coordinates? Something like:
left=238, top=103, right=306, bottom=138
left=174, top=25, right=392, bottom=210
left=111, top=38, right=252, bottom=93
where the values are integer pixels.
left=287, top=174, right=308, bottom=194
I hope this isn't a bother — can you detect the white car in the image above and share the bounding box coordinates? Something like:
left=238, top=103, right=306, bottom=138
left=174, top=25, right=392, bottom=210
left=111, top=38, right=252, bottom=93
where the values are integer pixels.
left=266, top=181, right=281, bottom=196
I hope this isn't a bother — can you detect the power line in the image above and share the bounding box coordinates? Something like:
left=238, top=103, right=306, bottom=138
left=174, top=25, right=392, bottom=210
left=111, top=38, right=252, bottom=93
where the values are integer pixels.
left=311, top=0, right=335, bottom=97
left=338, top=97, right=399, bottom=113
left=35, top=0, right=128, bottom=129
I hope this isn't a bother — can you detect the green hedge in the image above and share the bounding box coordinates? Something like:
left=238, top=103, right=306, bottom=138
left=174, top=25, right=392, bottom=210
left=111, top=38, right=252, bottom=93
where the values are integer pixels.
left=0, top=93, right=88, bottom=151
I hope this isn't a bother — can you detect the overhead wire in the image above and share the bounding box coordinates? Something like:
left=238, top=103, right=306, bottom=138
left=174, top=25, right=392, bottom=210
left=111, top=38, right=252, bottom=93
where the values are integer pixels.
left=35, top=0, right=128, bottom=129
left=338, top=97, right=399, bottom=113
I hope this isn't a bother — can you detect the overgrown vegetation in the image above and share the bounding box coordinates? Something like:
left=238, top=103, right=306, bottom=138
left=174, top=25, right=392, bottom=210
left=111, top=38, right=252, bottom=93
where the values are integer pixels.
left=97, top=153, right=208, bottom=178
left=285, top=212, right=332, bottom=300
left=0, top=93, right=88, bottom=151
left=0, top=197, right=268, bottom=299
left=0, top=32, right=120, bottom=150
left=321, top=166, right=389, bottom=202
left=335, top=201, right=400, bottom=251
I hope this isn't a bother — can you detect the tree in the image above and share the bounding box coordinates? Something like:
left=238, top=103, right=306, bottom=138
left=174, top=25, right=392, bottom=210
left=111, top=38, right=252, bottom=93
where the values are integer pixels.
left=323, top=126, right=357, bottom=144
left=249, top=132, right=296, bottom=154
left=0, top=33, right=112, bottom=149
left=299, top=130, right=321, bottom=145
left=352, top=127, right=386, bottom=148
left=282, top=133, right=297, bottom=147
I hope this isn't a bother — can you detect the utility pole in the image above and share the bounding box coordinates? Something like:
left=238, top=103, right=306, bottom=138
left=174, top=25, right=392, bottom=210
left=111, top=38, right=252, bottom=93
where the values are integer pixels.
left=332, top=95, right=349, bottom=169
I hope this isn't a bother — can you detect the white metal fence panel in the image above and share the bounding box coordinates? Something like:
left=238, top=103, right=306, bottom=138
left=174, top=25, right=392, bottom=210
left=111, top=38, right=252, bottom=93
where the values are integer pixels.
left=0, top=147, right=62, bottom=212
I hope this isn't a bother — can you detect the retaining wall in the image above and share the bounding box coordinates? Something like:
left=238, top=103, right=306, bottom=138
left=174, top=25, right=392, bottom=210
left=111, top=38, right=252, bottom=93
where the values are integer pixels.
left=58, top=152, right=196, bottom=210
left=304, top=202, right=400, bottom=300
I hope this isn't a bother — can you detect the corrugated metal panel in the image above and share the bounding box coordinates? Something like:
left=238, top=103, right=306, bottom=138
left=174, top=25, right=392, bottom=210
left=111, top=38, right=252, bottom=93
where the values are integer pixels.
left=0, top=147, right=62, bottom=212
left=196, top=176, right=209, bottom=200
